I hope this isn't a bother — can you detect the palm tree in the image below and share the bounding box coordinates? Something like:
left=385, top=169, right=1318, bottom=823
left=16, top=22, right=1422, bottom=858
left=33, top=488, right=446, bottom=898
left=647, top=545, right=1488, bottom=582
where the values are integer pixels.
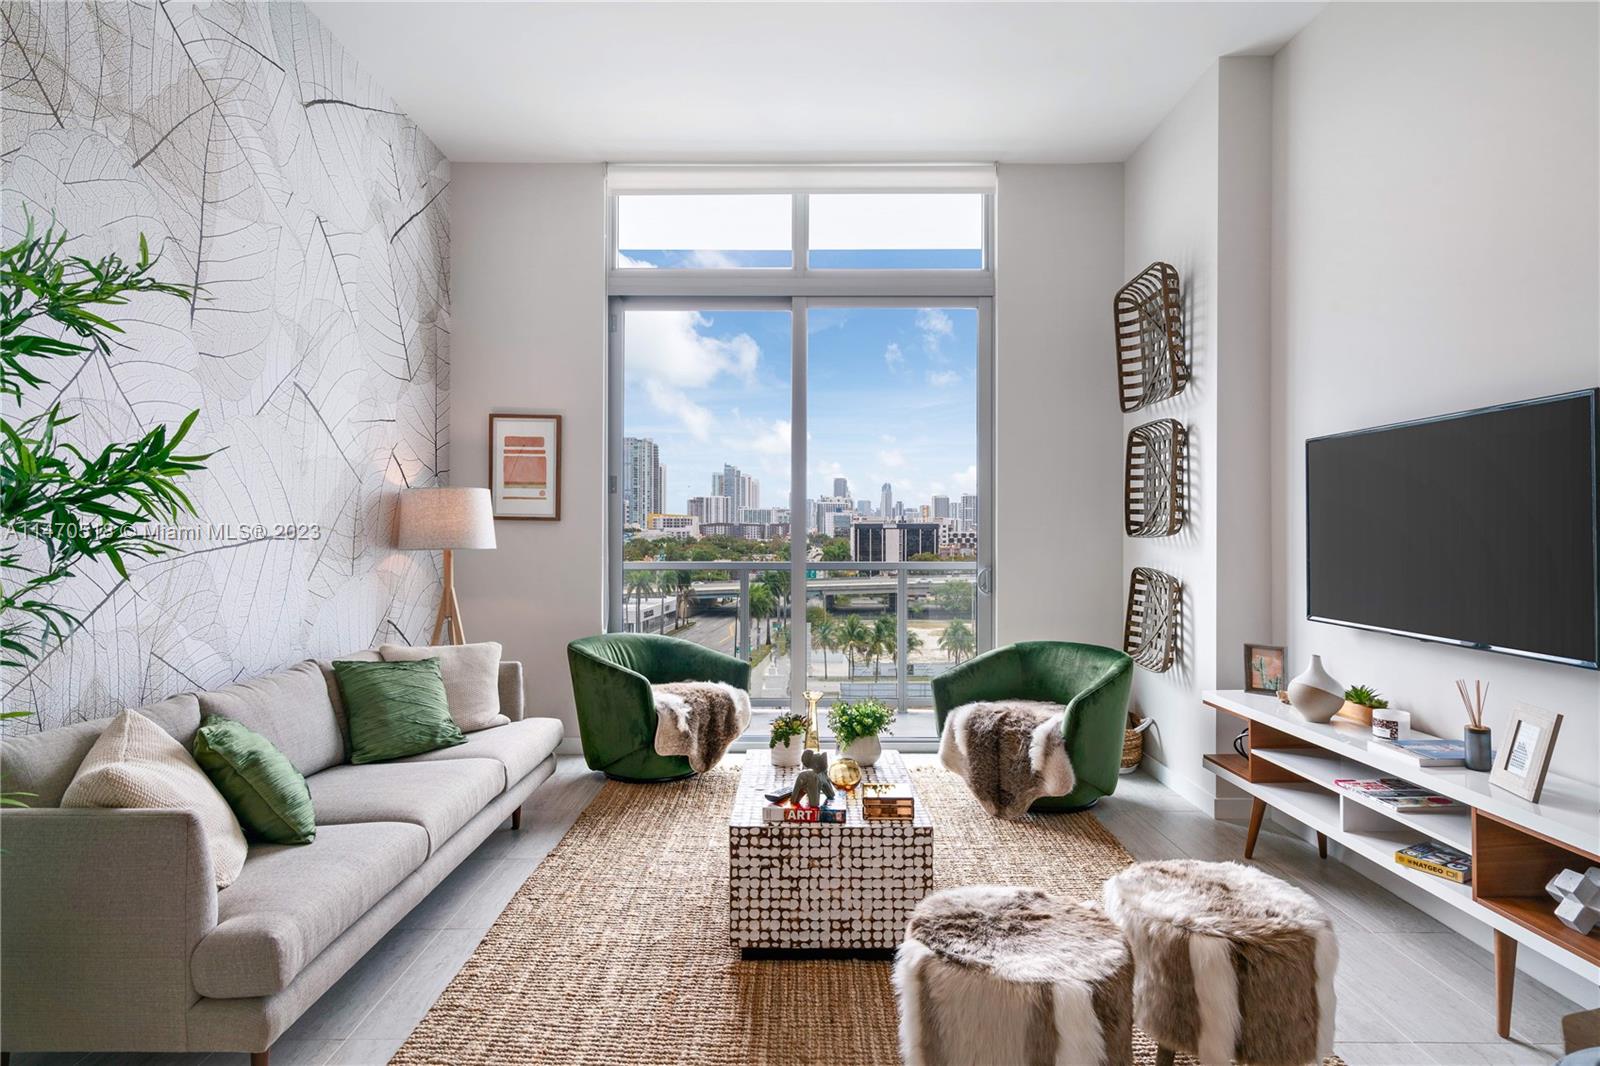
left=625, top=570, right=656, bottom=633
left=939, top=618, right=976, bottom=664
left=811, top=616, right=839, bottom=679
left=840, top=615, right=872, bottom=675
left=665, top=570, right=693, bottom=632
left=871, top=615, right=897, bottom=681
left=774, top=622, right=791, bottom=659
left=749, top=582, right=776, bottom=646
left=759, top=570, right=789, bottom=632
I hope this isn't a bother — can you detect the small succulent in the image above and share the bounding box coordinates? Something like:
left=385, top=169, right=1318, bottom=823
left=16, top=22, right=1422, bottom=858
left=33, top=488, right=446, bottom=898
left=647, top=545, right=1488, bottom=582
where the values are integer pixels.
left=769, top=711, right=810, bottom=748
left=1343, top=684, right=1389, bottom=710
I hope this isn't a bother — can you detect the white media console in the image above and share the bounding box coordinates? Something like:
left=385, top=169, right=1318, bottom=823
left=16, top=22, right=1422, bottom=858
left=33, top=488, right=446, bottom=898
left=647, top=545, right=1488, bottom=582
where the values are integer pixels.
left=1201, top=689, right=1600, bottom=1039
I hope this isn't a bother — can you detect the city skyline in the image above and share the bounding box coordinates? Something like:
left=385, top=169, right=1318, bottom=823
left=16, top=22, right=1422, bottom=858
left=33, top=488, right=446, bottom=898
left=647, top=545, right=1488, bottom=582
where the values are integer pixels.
left=621, top=305, right=979, bottom=518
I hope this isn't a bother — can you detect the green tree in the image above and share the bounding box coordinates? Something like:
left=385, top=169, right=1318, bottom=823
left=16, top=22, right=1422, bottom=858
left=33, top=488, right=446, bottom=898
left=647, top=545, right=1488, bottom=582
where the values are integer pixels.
left=624, top=570, right=656, bottom=633
left=939, top=618, right=976, bottom=664
left=871, top=615, right=897, bottom=681
left=759, top=569, right=789, bottom=632
left=934, top=578, right=975, bottom=618
left=749, top=581, right=776, bottom=646
left=839, top=615, right=872, bottom=675
left=773, top=622, right=791, bottom=659
left=821, top=538, right=850, bottom=562
left=2, top=215, right=208, bottom=685
left=810, top=616, right=839, bottom=680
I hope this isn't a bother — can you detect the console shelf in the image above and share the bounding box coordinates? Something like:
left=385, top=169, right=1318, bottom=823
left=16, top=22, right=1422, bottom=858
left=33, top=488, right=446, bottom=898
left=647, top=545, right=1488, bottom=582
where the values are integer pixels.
left=1202, top=689, right=1600, bottom=1041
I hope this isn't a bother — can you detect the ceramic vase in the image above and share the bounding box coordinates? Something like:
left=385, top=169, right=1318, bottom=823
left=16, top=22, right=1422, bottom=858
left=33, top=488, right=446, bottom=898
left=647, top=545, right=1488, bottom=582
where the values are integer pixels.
left=1464, top=725, right=1493, bottom=772
left=770, top=735, right=804, bottom=768
left=840, top=735, right=882, bottom=767
left=1287, top=655, right=1345, bottom=723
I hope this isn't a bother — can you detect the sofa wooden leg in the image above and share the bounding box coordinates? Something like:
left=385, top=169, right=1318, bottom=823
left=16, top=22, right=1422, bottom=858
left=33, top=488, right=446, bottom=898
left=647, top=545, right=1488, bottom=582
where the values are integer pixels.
left=510, top=807, right=522, bottom=830
left=251, top=1053, right=269, bottom=1066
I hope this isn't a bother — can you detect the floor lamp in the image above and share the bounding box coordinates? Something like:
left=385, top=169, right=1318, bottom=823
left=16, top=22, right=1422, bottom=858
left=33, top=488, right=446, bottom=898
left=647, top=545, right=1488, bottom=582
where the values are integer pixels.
left=398, top=487, right=496, bottom=646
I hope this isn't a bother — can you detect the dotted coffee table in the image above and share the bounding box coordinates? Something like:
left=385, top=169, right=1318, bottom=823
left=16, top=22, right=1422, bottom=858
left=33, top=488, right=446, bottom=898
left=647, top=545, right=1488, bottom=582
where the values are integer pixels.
left=729, top=748, right=933, bottom=954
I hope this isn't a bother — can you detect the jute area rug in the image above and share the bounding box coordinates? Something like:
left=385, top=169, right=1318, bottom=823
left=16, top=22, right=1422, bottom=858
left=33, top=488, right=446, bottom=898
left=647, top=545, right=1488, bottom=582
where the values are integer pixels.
left=392, top=761, right=1344, bottom=1066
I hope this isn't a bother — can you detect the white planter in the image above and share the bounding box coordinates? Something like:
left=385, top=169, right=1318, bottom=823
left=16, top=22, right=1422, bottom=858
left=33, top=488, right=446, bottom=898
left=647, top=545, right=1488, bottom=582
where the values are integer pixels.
left=770, top=735, right=804, bottom=767
left=1287, top=654, right=1345, bottom=723
left=840, top=735, right=882, bottom=767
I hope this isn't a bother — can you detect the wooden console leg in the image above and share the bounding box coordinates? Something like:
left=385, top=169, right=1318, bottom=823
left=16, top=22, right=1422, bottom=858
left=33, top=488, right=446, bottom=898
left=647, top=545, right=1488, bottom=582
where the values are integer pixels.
left=1495, top=930, right=1517, bottom=1038
left=1155, top=1047, right=1176, bottom=1066
left=1317, top=831, right=1328, bottom=859
left=252, top=1053, right=269, bottom=1066
left=510, top=807, right=523, bottom=831
left=1244, top=796, right=1267, bottom=859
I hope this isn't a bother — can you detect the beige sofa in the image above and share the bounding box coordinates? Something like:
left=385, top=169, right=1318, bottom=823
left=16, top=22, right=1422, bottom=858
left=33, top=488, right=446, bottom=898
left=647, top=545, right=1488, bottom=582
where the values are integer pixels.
left=0, top=653, right=562, bottom=1065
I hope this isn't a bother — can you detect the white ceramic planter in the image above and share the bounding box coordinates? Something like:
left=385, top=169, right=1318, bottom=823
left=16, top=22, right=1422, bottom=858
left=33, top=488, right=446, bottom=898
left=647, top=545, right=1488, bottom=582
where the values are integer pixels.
left=770, top=735, right=804, bottom=767
left=840, top=735, right=882, bottom=767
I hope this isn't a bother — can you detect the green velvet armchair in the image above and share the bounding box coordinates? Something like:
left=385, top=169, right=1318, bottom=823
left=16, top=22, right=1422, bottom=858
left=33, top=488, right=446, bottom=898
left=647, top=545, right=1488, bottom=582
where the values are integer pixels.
left=932, top=641, right=1133, bottom=811
left=567, top=633, right=753, bottom=781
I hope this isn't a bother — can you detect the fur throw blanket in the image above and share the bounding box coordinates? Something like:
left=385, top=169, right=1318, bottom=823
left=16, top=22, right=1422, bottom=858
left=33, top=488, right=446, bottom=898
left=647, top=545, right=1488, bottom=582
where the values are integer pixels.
left=939, top=699, right=1074, bottom=819
left=652, top=681, right=751, bottom=773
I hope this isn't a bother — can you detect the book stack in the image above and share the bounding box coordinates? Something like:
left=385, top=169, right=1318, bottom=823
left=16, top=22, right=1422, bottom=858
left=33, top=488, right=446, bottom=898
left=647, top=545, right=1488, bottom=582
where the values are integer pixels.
left=860, top=785, right=916, bottom=822
left=1367, top=737, right=1467, bottom=767
left=1333, top=777, right=1464, bottom=813
left=762, top=801, right=847, bottom=824
left=1395, top=841, right=1472, bottom=884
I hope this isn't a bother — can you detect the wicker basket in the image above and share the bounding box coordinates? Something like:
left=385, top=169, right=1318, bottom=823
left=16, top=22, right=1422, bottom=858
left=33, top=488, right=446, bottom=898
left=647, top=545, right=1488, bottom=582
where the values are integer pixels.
left=1120, top=714, right=1152, bottom=774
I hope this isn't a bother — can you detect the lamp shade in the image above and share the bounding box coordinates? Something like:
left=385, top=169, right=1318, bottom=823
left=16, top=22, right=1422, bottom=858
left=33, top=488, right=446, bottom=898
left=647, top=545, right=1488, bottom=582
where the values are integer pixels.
left=398, top=487, right=496, bottom=550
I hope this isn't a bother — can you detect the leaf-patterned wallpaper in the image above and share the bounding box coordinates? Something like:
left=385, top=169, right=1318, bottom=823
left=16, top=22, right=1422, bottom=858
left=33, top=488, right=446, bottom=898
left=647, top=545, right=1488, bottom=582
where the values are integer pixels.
left=1, top=1, right=448, bottom=729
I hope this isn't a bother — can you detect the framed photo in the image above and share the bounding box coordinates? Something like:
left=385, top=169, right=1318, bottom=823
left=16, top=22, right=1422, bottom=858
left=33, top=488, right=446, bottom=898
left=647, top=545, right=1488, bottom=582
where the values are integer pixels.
left=1243, top=643, right=1286, bottom=695
left=1489, top=702, right=1562, bottom=802
left=489, top=413, right=562, bottom=520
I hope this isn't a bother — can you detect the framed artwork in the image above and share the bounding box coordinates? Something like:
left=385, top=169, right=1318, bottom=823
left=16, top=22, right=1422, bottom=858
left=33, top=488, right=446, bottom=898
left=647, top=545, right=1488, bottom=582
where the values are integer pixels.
left=1489, top=702, right=1563, bottom=803
left=1244, top=644, right=1287, bottom=695
left=489, top=413, right=562, bottom=520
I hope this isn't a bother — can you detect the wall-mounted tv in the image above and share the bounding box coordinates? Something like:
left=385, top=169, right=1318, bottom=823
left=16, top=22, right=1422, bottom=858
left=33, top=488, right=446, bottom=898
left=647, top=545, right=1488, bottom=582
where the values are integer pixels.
left=1306, top=389, right=1599, bottom=669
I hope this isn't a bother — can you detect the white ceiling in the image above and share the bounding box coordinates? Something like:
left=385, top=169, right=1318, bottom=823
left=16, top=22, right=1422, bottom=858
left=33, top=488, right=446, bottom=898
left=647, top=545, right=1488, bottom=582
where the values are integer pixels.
left=307, top=2, right=1324, bottom=164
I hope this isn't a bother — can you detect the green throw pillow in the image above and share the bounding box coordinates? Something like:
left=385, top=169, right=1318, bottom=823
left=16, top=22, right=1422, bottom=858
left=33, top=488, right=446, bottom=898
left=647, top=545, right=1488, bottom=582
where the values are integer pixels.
left=192, top=715, right=316, bottom=845
left=333, top=658, right=465, bottom=764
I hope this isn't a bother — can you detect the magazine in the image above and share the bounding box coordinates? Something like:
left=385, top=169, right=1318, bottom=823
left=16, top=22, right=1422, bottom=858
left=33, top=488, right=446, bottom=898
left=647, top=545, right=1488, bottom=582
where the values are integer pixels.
left=1367, top=737, right=1467, bottom=767
left=1395, top=840, right=1472, bottom=884
left=1333, top=777, right=1464, bottom=813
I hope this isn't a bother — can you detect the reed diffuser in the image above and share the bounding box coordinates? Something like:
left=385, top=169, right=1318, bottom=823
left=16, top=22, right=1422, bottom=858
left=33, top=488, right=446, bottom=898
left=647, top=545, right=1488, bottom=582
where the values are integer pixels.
left=1456, top=679, right=1493, bottom=771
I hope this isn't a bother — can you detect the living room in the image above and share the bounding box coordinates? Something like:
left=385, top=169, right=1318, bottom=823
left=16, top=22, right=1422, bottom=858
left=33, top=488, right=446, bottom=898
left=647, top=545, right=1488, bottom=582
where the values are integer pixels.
left=1, top=3, right=1597, bottom=1065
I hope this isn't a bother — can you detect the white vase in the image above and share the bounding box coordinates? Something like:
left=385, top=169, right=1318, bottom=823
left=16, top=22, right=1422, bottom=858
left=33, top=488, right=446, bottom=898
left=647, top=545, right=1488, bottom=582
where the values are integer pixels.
left=840, top=735, right=882, bottom=767
left=1287, top=654, right=1345, bottom=723
left=770, top=735, right=804, bottom=767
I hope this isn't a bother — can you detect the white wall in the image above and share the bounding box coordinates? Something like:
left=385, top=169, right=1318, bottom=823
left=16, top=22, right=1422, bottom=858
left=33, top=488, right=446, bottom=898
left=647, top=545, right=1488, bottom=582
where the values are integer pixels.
left=450, top=164, right=606, bottom=735
left=994, top=164, right=1127, bottom=648
left=1121, top=58, right=1273, bottom=813
left=1271, top=2, right=1600, bottom=786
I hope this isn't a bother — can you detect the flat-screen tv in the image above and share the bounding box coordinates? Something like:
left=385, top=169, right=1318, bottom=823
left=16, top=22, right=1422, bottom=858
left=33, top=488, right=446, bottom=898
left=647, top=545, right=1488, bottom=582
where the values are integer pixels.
left=1306, top=389, right=1599, bottom=669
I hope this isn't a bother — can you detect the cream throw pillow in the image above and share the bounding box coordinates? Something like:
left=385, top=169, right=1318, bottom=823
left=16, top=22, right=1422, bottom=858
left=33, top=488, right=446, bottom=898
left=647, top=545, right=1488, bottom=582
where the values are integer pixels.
left=379, top=641, right=508, bottom=732
left=61, top=709, right=249, bottom=889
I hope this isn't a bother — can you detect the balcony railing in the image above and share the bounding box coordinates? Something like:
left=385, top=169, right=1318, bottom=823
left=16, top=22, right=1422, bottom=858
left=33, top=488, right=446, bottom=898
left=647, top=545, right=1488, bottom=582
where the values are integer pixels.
left=620, top=559, right=981, bottom=738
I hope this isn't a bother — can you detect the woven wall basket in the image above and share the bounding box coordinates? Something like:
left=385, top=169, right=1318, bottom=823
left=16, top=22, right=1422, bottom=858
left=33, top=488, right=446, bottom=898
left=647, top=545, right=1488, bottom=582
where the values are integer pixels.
left=1124, top=418, right=1188, bottom=537
left=1123, top=566, right=1182, bottom=673
left=1114, top=262, right=1188, bottom=412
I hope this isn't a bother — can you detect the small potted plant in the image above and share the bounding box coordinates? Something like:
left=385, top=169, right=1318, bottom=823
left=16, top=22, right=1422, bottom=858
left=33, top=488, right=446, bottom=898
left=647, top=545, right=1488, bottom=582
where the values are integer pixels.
left=828, top=698, right=895, bottom=767
left=1337, top=684, right=1388, bottom=726
left=769, top=711, right=810, bottom=767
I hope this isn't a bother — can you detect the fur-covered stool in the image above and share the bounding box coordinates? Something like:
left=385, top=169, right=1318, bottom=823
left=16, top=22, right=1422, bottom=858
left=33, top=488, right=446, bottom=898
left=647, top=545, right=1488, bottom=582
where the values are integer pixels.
left=1104, top=860, right=1338, bottom=1066
left=893, top=885, right=1133, bottom=1066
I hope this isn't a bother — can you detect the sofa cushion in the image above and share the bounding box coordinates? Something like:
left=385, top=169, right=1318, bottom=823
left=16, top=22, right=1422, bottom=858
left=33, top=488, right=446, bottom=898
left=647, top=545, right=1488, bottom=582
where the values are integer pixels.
left=197, top=661, right=344, bottom=777
left=316, top=649, right=381, bottom=750
left=0, top=693, right=200, bottom=807
left=305, top=758, right=504, bottom=854
left=333, top=658, right=466, bottom=764
left=192, top=715, right=316, bottom=845
left=379, top=642, right=509, bottom=732
left=396, top=716, right=563, bottom=789
left=60, top=710, right=249, bottom=889
left=190, top=821, right=428, bottom=998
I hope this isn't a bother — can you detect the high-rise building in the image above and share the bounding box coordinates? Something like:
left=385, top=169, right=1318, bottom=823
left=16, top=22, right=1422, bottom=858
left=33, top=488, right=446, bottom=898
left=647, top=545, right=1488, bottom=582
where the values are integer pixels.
left=712, top=464, right=758, bottom=516
left=686, top=495, right=733, bottom=524
left=855, top=499, right=872, bottom=515
left=851, top=520, right=942, bottom=563
left=959, top=493, right=978, bottom=531
left=932, top=495, right=951, bottom=519
left=622, top=437, right=664, bottom=527
left=813, top=495, right=851, bottom=534
left=833, top=477, right=850, bottom=498
left=880, top=483, right=893, bottom=519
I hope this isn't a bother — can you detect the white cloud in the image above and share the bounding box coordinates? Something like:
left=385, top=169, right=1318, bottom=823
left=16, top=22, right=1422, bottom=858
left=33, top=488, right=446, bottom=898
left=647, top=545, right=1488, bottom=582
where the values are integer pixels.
left=917, top=307, right=954, bottom=353
left=685, top=249, right=739, bottom=269
left=927, top=369, right=959, bottom=388
left=625, top=310, right=760, bottom=437
left=883, top=341, right=905, bottom=371
left=750, top=419, right=791, bottom=456
left=878, top=447, right=906, bottom=469
left=617, top=253, right=658, bottom=269
left=952, top=464, right=978, bottom=494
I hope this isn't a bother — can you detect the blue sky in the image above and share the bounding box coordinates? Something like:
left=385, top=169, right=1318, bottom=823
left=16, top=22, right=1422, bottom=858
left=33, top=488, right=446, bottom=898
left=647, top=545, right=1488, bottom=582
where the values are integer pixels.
left=623, top=301, right=978, bottom=516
